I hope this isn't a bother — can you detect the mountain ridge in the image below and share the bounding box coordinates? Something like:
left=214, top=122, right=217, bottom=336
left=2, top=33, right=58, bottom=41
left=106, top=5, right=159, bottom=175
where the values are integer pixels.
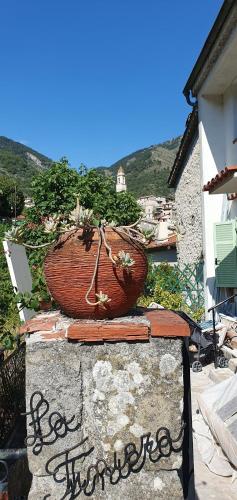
left=99, top=136, right=181, bottom=198
left=0, top=135, right=181, bottom=198
left=0, top=136, right=52, bottom=194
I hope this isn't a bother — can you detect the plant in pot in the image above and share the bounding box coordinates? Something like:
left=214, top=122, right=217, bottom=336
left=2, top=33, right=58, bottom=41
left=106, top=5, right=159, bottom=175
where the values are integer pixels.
left=5, top=161, right=156, bottom=319
left=5, top=196, right=155, bottom=320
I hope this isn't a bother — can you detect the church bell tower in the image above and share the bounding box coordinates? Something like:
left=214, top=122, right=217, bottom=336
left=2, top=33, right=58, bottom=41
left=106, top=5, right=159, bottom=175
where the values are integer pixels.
left=116, top=166, right=127, bottom=193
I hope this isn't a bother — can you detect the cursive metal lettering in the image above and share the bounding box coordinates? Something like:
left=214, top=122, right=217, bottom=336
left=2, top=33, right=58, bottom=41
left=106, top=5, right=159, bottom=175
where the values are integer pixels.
left=25, top=391, right=81, bottom=455
left=44, top=425, right=184, bottom=499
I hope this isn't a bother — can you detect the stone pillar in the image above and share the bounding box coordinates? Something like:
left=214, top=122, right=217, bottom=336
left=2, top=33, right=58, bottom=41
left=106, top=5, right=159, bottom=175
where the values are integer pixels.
left=21, top=310, right=191, bottom=499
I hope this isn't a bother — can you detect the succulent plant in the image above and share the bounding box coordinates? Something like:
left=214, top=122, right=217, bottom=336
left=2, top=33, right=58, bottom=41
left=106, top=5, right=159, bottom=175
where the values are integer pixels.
left=95, top=291, right=111, bottom=306
left=43, top=216, right=59, bottom=233
left=139, top=227, right=155, bottom=242
left=115, top=250, right=135, bottom=269
left=4, top=225, right=24, bottom=244
left=69, top=197, right=94, bottom=226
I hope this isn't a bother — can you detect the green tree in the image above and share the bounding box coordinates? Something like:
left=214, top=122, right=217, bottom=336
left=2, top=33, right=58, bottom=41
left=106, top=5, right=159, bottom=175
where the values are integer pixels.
left=113, top=192, right=142, bottom=225
left=28, top=159, right=141, bottom=224
left=0, top=175, right=24, bottom=218
left=0, top=222, right=20, bottom=349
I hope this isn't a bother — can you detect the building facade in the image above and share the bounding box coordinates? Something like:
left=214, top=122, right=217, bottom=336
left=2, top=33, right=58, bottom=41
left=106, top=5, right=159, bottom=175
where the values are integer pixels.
left=137, top=196, right=166, bottom=220
left=169, top=0, right=237, bottom=317
left=116, top=168, right=177, bottom=254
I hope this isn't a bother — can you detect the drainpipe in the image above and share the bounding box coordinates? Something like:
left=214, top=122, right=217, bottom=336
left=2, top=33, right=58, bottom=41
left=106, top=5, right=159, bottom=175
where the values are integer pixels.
left=184, top=89, right=197, bottom=108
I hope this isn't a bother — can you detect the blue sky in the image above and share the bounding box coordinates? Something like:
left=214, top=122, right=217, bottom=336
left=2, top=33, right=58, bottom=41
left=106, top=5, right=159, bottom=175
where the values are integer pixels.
left=1, top=0, right=223, bottom=167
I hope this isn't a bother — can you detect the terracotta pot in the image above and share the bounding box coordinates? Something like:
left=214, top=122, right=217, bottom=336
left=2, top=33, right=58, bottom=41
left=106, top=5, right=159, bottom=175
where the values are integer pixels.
left=44, top=227, right=148, bottom=319
left=39, top=300, right=52, bottom=312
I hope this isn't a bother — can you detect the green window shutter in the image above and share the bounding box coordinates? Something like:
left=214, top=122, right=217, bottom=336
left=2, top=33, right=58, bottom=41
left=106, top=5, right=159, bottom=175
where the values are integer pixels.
left=214, top=220, right=237, bottom=287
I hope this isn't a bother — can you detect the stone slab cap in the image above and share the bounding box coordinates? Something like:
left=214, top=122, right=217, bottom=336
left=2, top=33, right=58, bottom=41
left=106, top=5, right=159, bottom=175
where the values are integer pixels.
left=145, top=309, right=190, bottom=337
left=19, top=308, right=190, bottom=343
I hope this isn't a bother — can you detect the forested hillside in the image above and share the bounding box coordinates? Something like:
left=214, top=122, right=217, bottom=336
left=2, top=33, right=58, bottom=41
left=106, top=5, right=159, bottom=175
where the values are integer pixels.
left=0, top=135, right=181, bottom=198
left=100, top=137, right=181, bottom=198
left=0, top=136, right=52, bottom=194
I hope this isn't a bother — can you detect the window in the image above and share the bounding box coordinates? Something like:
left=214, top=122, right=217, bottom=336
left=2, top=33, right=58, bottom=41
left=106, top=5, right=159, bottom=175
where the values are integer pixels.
left=214, top=220, right=237, bottom=287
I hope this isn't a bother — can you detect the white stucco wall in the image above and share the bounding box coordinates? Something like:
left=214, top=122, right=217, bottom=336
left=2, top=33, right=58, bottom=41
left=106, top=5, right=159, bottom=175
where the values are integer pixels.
left=198, top=95, right=225, bottom=314
left=199, top=86, right=237, bottom=315
left=174, top=134, right=203, bottom=266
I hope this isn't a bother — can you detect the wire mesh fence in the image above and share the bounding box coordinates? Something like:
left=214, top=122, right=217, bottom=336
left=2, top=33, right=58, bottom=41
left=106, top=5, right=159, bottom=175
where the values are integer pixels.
left=146, top=260, right=205, bottom=313
left=172, top=261, right=204, bottom=310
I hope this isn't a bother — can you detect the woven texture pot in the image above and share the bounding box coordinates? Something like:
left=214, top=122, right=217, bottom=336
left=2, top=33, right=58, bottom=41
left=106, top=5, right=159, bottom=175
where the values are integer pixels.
left=44, top=227, right=148, bottom=319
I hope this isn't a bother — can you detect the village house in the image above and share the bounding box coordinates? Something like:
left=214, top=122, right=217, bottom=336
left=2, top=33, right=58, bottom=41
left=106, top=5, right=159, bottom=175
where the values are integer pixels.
left=169, top=0, right=237, bottom=317
left=146, top=233, right=177, bottom=266
left=136, top=195, right=166, bottom=220
left=116, top=168, right=177, bottom=264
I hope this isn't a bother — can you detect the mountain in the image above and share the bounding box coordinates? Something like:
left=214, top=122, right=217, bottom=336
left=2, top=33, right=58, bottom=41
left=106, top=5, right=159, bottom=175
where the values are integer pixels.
left=100, top=136, right=181, bottom=198
left=0, top=135, right=181, bottom=199
left=0, top=136, right=52, bottom=194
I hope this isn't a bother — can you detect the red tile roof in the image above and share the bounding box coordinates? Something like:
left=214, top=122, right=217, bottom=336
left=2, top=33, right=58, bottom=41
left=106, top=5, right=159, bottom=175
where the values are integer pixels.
left=203, top=165, right=237, bottom=193
left=147, top=234, right=177, bottom=250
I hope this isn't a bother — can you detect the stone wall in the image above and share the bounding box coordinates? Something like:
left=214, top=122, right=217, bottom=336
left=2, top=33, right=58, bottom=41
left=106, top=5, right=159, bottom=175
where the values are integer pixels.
left=22, top=310, right=192, bottom=499
left=174, top=134, right=203, bottom=265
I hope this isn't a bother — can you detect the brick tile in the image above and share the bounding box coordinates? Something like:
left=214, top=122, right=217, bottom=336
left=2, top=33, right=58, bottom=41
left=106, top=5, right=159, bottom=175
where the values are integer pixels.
left=19, top=317, right=57, bottom=335
left=144, top=309, right=190, bottom=337
left=40, top=330, right=66, bottom=341
left=67, top=322, right=149, bottom=342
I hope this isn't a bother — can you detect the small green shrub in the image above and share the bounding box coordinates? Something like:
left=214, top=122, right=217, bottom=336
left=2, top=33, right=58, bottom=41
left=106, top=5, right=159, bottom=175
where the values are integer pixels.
left=141, top=261, right=205, bottom=323
left=29, top=159, right=141, bottom=225
left=144, top=260, right=182, bottom=296
left=153, top=284, right=183, bottom=310
left=183, top=306, right=205, bottom=323
left=137, top=295, right=154, bottom=308
left=0, top=222, right=20, bottom=349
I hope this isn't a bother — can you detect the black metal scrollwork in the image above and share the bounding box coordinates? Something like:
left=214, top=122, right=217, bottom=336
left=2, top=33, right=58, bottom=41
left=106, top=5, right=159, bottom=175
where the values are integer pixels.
left=25, top=391, right=81, bottom=455
left=25, top=391, right=184, bottom=499
left=43, top=425, right=184, bottom=499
